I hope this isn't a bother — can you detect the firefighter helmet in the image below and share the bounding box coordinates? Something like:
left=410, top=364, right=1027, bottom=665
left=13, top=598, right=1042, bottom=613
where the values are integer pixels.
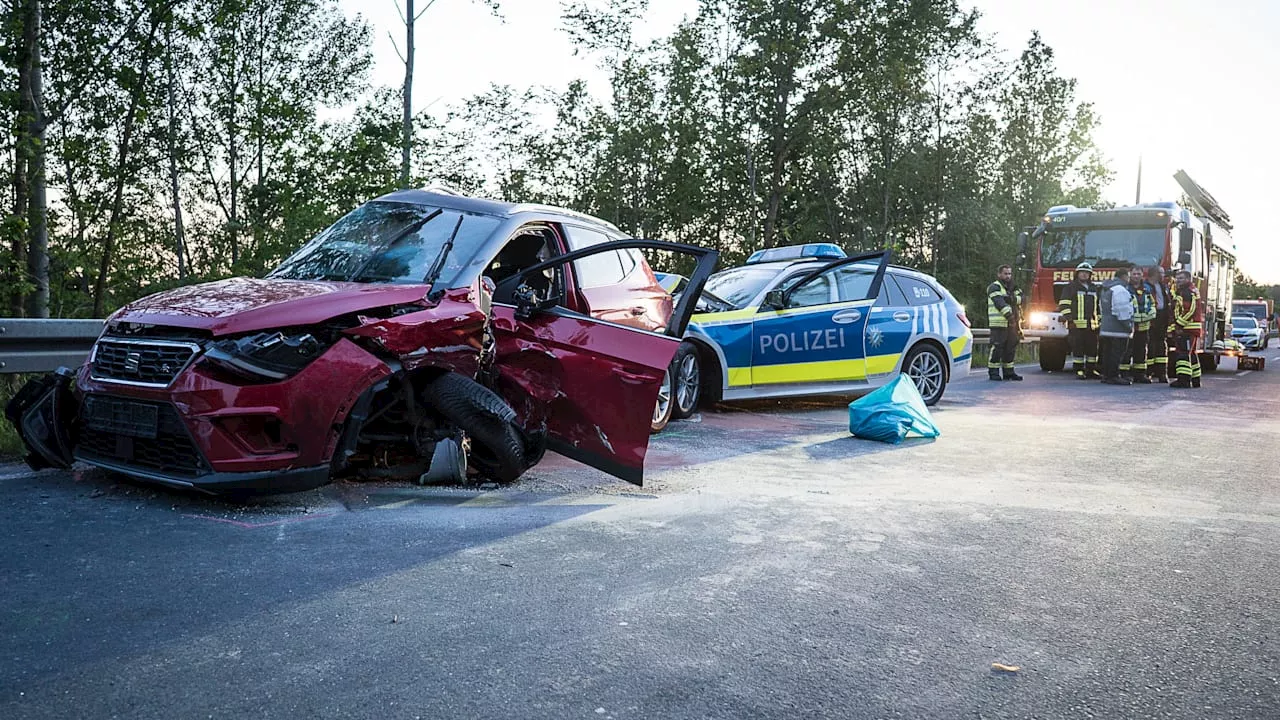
left=1075, top=262, right=1094, bottom=273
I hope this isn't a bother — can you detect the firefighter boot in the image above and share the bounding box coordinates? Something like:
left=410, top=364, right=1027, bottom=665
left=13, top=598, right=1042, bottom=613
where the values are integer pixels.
left=1003, top=366, right=1023, bottom=381
left=1132, top=369, right=1153, bottom=384
left=988, top=367, right=1002, bottom=381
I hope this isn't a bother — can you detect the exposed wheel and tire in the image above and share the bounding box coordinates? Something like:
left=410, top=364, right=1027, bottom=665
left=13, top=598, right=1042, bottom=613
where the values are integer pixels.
left=671, top=342, right=701, bottom=419
left=903, top=343, right=947, bottom=406
left=1039, top=338, right=1067, bottom=372
left=650, top=367, right=674, bottom=434
left=422, top=373, right=526, bottom=483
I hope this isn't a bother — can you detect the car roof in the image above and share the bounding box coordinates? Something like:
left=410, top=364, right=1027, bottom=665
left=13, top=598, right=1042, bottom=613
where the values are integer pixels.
left=373, top=187, right=622, bottom=234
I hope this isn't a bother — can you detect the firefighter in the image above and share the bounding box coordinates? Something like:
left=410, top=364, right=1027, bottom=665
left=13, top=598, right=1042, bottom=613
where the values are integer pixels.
left=1124, top=268, right=1156, bottom=383
left=1145, top=265, right=1170, bottom=382
left=1098, top=267, right=1135, bottom=385
left=986, top=264, right=1024, bottom=381
left=1169, top=269, right=1204, bottom=388
left=1058, top=262, right=1101, bottom=379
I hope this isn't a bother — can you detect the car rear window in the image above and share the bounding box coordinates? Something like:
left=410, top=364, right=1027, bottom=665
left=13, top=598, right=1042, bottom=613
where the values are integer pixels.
left=563, top=225, right=627, bottom=288
left=895, top=275, right=941, bottom=306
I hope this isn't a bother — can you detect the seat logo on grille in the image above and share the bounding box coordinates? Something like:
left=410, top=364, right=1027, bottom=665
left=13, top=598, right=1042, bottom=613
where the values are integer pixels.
left=124, top=352, right=142, bottom=374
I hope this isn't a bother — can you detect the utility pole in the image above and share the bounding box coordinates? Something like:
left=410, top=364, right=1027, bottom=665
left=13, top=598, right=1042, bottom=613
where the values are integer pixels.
left=1135, top=154, right=1142, bottom=204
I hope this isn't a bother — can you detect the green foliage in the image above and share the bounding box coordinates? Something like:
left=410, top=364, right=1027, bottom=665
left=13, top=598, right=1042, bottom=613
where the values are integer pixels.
left=1, top=0, right=1114, bottom=322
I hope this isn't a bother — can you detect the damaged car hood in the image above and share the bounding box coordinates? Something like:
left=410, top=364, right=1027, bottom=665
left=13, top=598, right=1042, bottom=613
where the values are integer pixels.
left=110, top=277, right=436, bottom=335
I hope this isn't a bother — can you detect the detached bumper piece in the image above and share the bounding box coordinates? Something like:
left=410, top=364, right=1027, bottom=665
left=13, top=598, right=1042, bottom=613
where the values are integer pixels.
left=4, top=367, right=79, bottom=471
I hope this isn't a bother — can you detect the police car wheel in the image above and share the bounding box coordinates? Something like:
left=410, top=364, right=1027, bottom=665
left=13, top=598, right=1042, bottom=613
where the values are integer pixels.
left=671, top=343, right=701, bottom=419
left=651, top=367, right=674, bottom=434
left=903, top=344, right=947, bottom=406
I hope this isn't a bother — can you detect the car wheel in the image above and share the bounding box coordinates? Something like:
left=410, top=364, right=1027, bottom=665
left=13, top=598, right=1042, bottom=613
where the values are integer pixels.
left=1039, top=338, right=1067, bottom=372
left=651, top=367, right=674, bottom=434
left=671, top=343, right=701, bottom=419
left=903, top=343, right=947, bottom=406
left=422, top=373, right=526, bottom=484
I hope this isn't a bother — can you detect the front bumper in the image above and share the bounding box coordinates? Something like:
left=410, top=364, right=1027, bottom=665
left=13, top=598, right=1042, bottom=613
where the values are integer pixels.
left=9, top=338, right=393, bottom=495
left=1231, top=334, right=1264, bottom=349
left=1023, top=311, right=1068, bottom=339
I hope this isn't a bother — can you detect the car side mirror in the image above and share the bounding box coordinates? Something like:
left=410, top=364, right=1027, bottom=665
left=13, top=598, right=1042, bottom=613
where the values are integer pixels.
left=1178, top=227, right=1194, bottom=254
left=763, top=289, right=786, bottom=310
left=512, top=283, right=559, bottom=321
left=1178, top=251, right=1192, bottom=267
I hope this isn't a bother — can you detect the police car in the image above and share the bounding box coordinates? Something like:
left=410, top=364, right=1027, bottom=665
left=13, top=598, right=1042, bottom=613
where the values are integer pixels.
left=654, top=243, right=973, bottom=420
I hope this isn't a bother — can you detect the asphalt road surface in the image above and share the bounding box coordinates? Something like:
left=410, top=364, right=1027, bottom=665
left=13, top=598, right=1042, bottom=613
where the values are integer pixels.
left=3, top=354, right=1278, bottom=719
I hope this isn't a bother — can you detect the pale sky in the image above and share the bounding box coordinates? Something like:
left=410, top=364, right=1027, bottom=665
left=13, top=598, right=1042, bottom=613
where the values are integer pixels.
left=339, top=0, right=1280, bottom=283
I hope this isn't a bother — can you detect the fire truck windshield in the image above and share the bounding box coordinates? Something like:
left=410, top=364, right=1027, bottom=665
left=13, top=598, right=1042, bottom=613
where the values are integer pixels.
left=1039, top=227, right=1166, bottom=268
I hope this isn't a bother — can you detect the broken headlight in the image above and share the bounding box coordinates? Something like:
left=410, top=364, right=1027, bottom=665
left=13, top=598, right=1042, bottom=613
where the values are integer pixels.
left=201, top=330, right=334, bottom=382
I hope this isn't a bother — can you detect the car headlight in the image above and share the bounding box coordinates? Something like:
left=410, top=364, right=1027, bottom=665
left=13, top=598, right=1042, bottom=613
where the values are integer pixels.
left=1029, top=312, right=1051, bottom=328
left=202, top=330, right=333, bottom=382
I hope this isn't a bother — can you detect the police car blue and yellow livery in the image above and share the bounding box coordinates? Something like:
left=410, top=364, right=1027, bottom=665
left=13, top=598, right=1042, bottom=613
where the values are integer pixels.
left=665, top=244, right=972, bottom=409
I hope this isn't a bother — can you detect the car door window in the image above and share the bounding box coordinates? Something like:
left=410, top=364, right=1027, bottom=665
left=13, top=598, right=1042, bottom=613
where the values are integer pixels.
left=563, top=225, right=626, bottom=288
left=785, top=273, right=835, bottom=308
left=877, top=274, right=910, bottom=306
left=896, top=275, right=941, bottom=306
left=832, top=264, right=880, bottom=302
left=486, top=226, right=564, bottom=305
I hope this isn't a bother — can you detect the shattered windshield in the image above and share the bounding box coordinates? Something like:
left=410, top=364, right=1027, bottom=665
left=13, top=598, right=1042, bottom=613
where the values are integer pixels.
left=1039, top=227, right=1167, bottom=268
left=268, top=201, right=502, bottom=286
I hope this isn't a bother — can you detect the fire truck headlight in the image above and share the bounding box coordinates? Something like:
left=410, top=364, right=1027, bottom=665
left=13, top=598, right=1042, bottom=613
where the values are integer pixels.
left=1029, top=312, right=1051, bottom=328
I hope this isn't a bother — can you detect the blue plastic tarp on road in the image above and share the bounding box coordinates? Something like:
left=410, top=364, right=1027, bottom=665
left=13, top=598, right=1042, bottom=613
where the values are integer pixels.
left=847, top=374, right=941, bottom=444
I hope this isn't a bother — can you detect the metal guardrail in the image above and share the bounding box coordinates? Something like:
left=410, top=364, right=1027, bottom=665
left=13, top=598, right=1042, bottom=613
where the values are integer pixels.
left=0, top=322, right=1033, bottom=374
left=970, top=328, right=1038, bottom=342
left=0, top=319, right=104, bottom=374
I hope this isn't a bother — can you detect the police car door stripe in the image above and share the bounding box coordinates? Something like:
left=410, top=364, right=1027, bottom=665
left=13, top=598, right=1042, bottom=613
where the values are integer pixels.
left=934, top=303, right=943, bottom=337
left=912, top=307, right=920, bottom=335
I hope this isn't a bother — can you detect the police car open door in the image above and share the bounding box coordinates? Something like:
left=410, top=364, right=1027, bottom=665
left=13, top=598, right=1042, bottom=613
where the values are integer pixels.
left=750, top=250, right=891, bottom=389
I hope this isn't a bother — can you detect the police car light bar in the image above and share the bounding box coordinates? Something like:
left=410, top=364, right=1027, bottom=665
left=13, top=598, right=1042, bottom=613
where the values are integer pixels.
left=746, top=243, right=847, bottom=265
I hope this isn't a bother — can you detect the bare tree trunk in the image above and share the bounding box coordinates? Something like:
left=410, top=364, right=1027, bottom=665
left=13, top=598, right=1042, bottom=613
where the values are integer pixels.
left=252, top=6, right=264, bottom=259
left=23, top=0, right=48, bottom=318
left=165, top=19, right=187, bottom=281
left=11, top=28, right=30, bottom=318
left=400, top=0, right=415, bottom=188
left=227, top=17, right=240, bottom=267
left=94, top=21, right=159, bottom=318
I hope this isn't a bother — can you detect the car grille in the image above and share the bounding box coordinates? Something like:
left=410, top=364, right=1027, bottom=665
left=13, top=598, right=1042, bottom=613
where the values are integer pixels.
left=75, top=395, right=209, bottom=478
left=91, top=338, right=200, bottom=386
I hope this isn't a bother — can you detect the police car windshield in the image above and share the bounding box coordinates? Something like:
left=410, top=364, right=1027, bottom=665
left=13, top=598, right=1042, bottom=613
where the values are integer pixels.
left=1040, top=227, right=1165, bottom=268
left=1232, top=317, right=1258, bottom=329
left=705, top=266, right=783, bottom=309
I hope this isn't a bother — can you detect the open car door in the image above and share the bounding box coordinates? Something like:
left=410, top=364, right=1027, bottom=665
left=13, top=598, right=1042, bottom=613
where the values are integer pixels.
left=490, top=240, right=718, bottom=485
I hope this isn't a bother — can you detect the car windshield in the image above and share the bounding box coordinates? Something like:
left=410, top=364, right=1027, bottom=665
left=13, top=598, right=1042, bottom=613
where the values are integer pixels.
left=1040, top=227, right=1166, bottom=268
left=1233, top=304, right=1267, bottom=320
left=1232, top=317, right=1259, bottom=329
left=268, top=201, right=502, bottom=286
left=704, top=266, right=783, bottom=309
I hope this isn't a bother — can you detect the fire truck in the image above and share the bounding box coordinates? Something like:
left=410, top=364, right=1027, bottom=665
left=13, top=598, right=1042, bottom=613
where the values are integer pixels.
left=1014, top=172, right=1236, bottom=372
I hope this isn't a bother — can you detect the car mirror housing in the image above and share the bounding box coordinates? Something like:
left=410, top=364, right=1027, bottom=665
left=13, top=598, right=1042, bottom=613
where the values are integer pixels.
left=763, top=289, right=786, bottom=310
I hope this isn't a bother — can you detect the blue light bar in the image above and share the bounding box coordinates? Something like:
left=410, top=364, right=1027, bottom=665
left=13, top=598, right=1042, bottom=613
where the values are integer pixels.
left=746, top=243, right=847, bottom=264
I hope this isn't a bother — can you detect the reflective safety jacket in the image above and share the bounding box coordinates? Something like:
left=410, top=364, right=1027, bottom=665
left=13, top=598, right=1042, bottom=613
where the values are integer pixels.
left=986, top=280, right=1023, bottom=328
left=1059, top=280, right=1100, bottom=330
left=1172, top=286, right=1203, bottom=336
left=1130, top=283, right=1156, bottom=332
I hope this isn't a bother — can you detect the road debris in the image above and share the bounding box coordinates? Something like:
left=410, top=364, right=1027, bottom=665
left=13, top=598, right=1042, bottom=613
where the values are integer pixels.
left=991, top=662, right=1020, bottom=673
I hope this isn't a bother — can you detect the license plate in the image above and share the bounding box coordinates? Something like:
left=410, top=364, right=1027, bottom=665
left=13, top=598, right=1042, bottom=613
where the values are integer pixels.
left=83, top=396, right=159, bottom=439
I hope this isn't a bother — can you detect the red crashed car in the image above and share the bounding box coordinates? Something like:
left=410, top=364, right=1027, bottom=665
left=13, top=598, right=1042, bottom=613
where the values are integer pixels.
left=6, top=189, right=717, bottom=495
